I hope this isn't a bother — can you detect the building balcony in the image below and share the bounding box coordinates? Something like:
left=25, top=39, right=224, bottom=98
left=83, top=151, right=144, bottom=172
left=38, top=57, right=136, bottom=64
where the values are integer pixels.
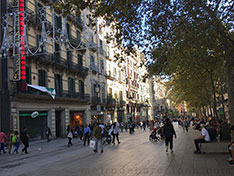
left=91, top=96, right=101, bottom=105
left=88, top=42, right=98, bottom=52
left=106, top=97, right=117, bottom=106
left=105, top=71, right=115, bottom=80
left=119, top=100, right=126, bottom=106
left=14, top=83, right=90, bottom=103
left=90, top=64, right=98, bottom=74
left=27, top=49, right=88, bottom=77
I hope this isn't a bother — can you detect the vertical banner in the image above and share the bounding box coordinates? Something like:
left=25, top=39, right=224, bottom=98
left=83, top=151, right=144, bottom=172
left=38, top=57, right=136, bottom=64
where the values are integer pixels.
left=19, top=0, right=26, bottom=81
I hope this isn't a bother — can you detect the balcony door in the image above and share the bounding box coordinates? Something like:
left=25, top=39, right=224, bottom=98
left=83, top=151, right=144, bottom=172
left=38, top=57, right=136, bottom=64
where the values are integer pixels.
left=54, top=74, right=63, bottom=96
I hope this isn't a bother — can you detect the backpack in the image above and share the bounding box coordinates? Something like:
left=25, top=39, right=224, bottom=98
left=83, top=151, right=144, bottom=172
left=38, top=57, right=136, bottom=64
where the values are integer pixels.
left=206, top=127, right=218, bottom=141
left=12, top=135, right=17, bottom=143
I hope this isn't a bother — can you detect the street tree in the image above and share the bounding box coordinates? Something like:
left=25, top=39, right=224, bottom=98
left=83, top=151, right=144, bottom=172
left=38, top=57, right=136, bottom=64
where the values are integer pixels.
left=54, top=0, right=234, bottom=123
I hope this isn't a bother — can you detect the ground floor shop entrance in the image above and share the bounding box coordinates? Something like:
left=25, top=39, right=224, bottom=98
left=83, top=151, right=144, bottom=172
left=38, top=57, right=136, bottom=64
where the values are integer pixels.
left=19, top=111, right=48, bottom=141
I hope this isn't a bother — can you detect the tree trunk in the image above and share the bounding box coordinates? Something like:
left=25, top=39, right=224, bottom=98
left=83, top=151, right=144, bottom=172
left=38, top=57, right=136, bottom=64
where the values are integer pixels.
left=209, top=72, right=218, bottom=120
left=220, top=81, right=226, bottom=119
left=226, top=56, right=234, bottom=124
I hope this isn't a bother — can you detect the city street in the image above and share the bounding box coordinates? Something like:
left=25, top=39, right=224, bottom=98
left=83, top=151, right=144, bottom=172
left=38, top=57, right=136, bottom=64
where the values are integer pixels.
left=0, top=124, right=233, bottom=176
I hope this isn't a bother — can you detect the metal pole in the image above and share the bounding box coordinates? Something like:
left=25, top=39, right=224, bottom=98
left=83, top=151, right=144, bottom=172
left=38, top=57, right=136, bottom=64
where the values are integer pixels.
left=0, top=0, right=10, bottom=132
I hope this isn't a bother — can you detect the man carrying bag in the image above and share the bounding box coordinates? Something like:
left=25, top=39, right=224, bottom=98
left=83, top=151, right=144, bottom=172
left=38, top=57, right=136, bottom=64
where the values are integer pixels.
left=92, top=123, right=103, bottom=153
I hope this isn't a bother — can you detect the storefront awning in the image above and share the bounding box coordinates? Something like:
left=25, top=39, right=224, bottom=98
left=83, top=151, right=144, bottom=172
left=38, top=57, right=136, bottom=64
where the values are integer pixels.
left=27, top=84, right=56, bottom=99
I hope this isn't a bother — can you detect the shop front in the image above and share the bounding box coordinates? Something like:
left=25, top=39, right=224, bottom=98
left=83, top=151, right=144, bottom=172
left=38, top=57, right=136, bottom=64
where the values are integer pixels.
left=70, top=112, right=83, bottom=130
left=19, top=111, right=48, bottom=141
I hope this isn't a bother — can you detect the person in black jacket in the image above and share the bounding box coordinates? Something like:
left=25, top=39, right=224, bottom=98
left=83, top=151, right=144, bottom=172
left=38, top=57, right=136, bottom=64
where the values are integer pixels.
left=20, top=127, right=30, bottom=154
left=163, top=118, right=176, bottom=152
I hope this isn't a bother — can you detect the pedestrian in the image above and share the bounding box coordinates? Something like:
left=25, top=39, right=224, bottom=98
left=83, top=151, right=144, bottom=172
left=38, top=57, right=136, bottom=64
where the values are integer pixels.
left=93, top=123, right=103, bottom=153
left=83, top=124, right=91, bottom=146
left=162, top=118, right=176, bottom=152
left=185, top=118, right=190, bottom=132
left=194, top=122, right=210, bottom=154
left=12, top=131, right=20, bottom=154
left=143, top=121, right=146, bottom=131
left=0, top=130, right=6, bottom=155
left=20, top=127, right=30, bottom=154
left=7, top=130, right=14, bottom=154
left=67, top=127, right=73, bottom=147
left=45, top=127, right=52, bottom=142
left=129, top=122, right=133, bottom=134
left=112, top=122, right=120, bottom=145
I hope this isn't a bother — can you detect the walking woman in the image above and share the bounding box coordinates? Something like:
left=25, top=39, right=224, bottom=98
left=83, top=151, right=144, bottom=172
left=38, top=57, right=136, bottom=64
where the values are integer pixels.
left=67, top=125, right=73, bottom=147
left=12, top=131, right=20, bottom=154
left=163, top=118, right=176, bottom=152
left=112, top=122, right=120, bottom=145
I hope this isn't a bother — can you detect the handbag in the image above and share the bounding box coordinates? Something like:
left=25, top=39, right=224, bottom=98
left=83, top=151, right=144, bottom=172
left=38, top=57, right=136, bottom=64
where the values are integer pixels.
left=67, top=132, right=73, bottom=138
left=89, top=140, right=96, bottom=149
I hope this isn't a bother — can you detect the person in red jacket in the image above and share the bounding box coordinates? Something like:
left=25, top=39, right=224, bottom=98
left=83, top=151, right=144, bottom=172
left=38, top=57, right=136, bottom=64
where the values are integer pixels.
left=0, top=130, right=6, bottom=154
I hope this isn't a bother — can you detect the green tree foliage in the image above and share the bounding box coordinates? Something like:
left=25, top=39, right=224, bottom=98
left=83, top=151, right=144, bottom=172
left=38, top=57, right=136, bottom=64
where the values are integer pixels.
left=56, top=0, right=234, bottom=122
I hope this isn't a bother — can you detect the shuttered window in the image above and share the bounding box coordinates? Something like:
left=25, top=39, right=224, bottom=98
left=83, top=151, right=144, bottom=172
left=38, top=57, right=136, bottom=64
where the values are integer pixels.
left=68, top=77, right=75, bottom=93
left=38, top=70, right=47, bottom=87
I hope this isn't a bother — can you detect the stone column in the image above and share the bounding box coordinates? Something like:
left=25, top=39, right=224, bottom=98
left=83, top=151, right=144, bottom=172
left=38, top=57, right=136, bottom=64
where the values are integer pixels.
left=85, top=109, right=91, bottom=125
left=50, top=109, right=56, bottom=138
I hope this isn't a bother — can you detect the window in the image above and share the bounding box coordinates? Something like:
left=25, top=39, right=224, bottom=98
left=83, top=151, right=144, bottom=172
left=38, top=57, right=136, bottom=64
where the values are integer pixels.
left=26, top=66, right=31, bottom=84
left=55, top=15, right=62, bottom=30
left=119, top=91, right=123, bottom=101
left=66, top=23, right=71, bottom=39
left=90, top=56, right=95, bottom=65
left=54, top=74, right=63, bottom=96
left=90, top=32, right=94, bottom=42
left=38, top=70, right=47, bottom=87
left=67, top=50, right=72, bottom=63
left=99, top=40, right=104, bottom=55
left=102, top=86, right=105, bottom=103
left=79, top=80, right=85, bottom=96
left=78, top=54, right=83, bottom=67
left=68, top=77, right=75, bottom=93
left=36, top=3, right=44, bottom=22
left=36, top=34, right=45, bottom=53
left=55, top=43, right=60, bottom=61
left=119, top=70, right=121, bottom=81
left=100, top=60, right=104, bottom=75
left=76, top=30, right=81, bottom=42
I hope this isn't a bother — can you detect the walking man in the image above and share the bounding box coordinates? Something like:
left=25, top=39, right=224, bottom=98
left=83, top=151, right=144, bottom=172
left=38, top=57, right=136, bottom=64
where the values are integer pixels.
left=83, top=125, right=91, bottom=146
left=45, top=127, right=52, bottom=142
left=20, top=127, right=30, bottom=154
left=93, top=124, right=103, bottom=153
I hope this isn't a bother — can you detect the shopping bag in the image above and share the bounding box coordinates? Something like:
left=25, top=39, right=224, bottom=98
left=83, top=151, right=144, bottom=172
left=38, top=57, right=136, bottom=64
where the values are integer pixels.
left=89, top=140, right=96, bottom=149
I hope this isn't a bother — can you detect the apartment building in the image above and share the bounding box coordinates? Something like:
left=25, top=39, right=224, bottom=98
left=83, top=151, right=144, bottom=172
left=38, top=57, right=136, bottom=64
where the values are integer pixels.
left=5, top=0, right=91, bottom=140
left=1, top=0, right=155, bottom=140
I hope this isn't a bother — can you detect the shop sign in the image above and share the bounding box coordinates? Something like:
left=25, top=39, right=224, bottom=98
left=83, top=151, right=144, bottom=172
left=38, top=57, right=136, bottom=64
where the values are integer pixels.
left=97, top=105, right=101, bottom=112
left=31, top=111, right=39, bottom=118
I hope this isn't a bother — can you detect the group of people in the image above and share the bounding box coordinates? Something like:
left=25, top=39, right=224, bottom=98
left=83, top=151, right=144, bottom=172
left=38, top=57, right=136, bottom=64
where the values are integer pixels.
left=65, top=122, right=122, bottom=153
left=0, top=127, right=30, bottom=155
left=192, top=118, right=234, bottom=166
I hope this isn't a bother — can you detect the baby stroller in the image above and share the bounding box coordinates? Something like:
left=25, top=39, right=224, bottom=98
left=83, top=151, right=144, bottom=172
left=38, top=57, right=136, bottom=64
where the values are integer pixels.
left=103, top=128, right=112, bottom=144
left=149, top=127, right=162, bottom=142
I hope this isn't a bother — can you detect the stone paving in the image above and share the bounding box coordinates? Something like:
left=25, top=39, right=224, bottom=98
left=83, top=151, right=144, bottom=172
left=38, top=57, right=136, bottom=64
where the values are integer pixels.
left=0, top=124, right=233, bottom=176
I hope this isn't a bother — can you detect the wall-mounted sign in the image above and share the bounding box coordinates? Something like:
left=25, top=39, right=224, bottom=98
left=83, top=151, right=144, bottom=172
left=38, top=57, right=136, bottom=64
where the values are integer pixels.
left=31, top=111, right=39, bottom=118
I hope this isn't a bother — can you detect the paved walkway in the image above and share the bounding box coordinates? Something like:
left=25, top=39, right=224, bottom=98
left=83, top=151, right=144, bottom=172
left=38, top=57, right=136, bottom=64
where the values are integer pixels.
left=0, top=124, right=233, bottom=176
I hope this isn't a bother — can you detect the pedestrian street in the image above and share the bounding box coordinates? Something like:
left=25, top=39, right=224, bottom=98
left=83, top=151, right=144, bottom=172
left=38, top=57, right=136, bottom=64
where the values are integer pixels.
left=0, top=124, right=233, bottom=176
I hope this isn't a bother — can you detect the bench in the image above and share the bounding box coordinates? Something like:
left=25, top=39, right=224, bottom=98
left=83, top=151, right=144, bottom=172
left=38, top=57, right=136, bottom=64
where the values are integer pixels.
left=201, top=142, right=231, bottom=154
